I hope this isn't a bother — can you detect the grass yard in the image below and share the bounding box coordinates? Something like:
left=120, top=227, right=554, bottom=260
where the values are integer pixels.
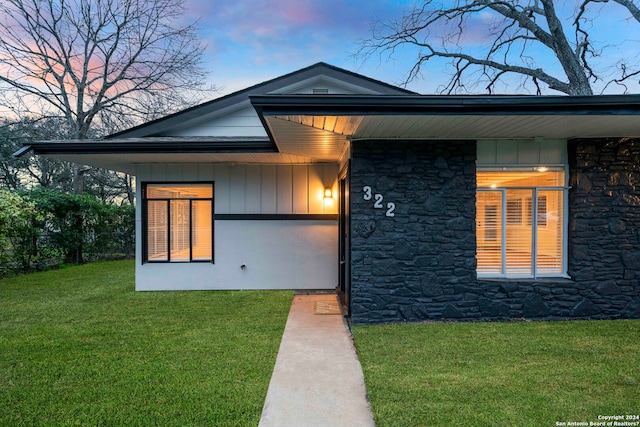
left=0, top=260, right=293, bottom=427
left=353, top=320, right=640, bottom=427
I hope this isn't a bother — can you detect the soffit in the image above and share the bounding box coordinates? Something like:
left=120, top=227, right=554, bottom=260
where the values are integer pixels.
left=255, top=94, right=640, bottom=159
left=267, top=114, right=640, bottom=141
left=45, top=152, right=320, bottom=175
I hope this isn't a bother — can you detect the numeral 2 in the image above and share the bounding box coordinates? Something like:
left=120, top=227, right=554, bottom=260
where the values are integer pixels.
left=374, top=193, right=384, bottom=208
left=386, top=202, right=396, bottom=217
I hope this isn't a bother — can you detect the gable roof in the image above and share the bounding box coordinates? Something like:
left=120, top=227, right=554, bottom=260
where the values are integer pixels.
left=108, top=62, right=415, bottom=139
left=15, top=62, right=640, bottom=176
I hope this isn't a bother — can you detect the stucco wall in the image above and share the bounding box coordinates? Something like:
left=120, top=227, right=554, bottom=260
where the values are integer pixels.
left=349, top=139, right=640, bottom=325
left=136, top=220, right=337, bottom=290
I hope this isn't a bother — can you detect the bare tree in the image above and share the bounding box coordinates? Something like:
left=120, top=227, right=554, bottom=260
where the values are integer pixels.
left=1, top=117, right=79, bottom=191
left=358, top=0, right=640, bottom=95
left=0, top=0, right=213, bottom=192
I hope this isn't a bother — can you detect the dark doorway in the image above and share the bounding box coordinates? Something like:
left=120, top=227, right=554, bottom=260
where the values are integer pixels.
left=338, top=165, right=351, bottom=317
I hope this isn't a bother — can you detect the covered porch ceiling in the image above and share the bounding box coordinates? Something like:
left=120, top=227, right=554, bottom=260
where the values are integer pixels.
left=251, top=94, right=640, bottom=163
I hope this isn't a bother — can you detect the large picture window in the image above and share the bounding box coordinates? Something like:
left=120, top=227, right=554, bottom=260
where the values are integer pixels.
left=476, top=169, right=566, bottom=278
left=143, top=183, right=214, bottom=263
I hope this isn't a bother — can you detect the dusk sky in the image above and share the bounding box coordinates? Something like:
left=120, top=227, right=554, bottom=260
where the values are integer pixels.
left=183, top=0, right=640, bottom=96
left=186, top=0, right=416, bottom=95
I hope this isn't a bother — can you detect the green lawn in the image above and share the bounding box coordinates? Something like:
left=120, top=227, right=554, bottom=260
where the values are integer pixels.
left=0, top=260, right=293, bottom=427
left=353, top=320, right=640, bottom=427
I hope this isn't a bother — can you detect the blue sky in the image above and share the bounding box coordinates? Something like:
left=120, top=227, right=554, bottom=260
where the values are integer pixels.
left=185, top=0, right=416, bottom=95
left=185, top=0, right=639, bottom=96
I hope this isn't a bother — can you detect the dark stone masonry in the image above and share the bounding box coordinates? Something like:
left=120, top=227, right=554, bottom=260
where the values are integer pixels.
left=349, top=139, right=640, bottom=325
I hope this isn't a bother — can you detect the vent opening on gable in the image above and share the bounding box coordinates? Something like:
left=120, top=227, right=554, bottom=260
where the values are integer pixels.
left=313, top=88, right=329, bottom=94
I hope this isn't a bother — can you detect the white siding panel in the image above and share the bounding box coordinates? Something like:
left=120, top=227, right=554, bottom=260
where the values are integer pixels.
left=165, top=164, right=183, bottom=181
left=277, top=166, right=293, bottom=214
left=261, top=165, right=278, bottom=213
left=476, top=140, right=497, bottom=164
left=181, top=163, right=199, bottom=181
left=150, top=163, right=167, bottom=181
left=540, top=140, right=567, bottom=164
left=517, top=140, right=540, bottom=164
left=137, top=163, right=338, bottom=215
left=279, top=78, right=378, bottom=95
left=136, top=164, right=151, bottom=180
left=308, top=165, right=324, bottom=213
left=478, top=139, right=567, bottom=166
left=292, top=166, right=308, bottom=214
left=496, top=142, right=519, bottom=164
left=228, top=165, right=246, bottom=213
left=245, top=167, right=262, bottom=213
left=212, top=164, right=230, bottom=214
left=197, top=164, right=215, bottom=181
left=171, top=106, right=267, bottom=137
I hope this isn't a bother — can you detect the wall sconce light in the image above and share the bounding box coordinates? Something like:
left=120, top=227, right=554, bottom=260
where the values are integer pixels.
left=324, top=186, right=333, bottom=199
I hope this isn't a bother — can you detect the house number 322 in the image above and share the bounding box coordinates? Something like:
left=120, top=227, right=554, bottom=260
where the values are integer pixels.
left=363, top=186, right=396, bottom=217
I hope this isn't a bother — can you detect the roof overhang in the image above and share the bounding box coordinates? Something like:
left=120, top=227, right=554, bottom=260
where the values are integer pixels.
left=16, top=94, right=640, bottom=175
left=16, top=137, right=281, bottom=175
left=250, top=93, right=640, bottom=116
left=251, top=94, right=640, bottom=143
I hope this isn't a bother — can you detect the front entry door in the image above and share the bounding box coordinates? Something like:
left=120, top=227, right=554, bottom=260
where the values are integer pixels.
left=338, top=167, right=351, bottom=317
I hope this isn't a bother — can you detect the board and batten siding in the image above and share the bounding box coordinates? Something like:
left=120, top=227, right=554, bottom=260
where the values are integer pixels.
left=477, top=139, right=567, bottom=166
left=134, top=162, right=339, bottom=291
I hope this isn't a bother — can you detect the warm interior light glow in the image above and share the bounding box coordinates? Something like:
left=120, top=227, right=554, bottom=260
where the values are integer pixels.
left=476, top=170, right=565, bottom=278
left=324, top=187, right=333, bottom=198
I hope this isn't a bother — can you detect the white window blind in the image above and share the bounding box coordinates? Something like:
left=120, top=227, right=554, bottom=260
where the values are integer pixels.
left=476, top=170, right=566, bottom=278
left=147, top=200, right=168, bottom=261
left=536, top=189, right=564, bottom=275
left=476, top=191, right=502, bottom=275
left=170, top=199, right=190, bottom=262
left=506, top=189, right=533, bottom=277
left=191, top=200, right=212, bottom=261
left=144, top=183, right=213, bottom=263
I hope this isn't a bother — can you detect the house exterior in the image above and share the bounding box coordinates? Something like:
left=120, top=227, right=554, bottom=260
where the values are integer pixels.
left=21, top=63, right=640, bottom=324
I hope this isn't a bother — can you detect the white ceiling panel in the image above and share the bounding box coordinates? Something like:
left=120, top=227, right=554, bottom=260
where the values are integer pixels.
left=259, top=112, right=640, bottom=163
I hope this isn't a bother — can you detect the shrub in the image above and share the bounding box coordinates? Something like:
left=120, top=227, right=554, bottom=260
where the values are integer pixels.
left=0, top=189, right=135, bottom=275
left=0, top=190, right=45, bottom=274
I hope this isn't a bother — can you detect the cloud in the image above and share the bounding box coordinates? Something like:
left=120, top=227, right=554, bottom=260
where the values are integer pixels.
left=186, top=0, right=409, bottom=63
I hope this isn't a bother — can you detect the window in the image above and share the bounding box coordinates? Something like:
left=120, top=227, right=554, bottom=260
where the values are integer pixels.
left=476, top=169, right=566, bottom=278
left=143, top=183, right=214, bottom=263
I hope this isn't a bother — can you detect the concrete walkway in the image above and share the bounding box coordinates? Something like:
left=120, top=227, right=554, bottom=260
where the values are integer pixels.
left=258, top=294, right=375, bottom=427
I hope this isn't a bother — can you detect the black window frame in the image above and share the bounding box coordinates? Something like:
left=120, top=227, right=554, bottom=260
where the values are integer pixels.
left=142, top=181, right=215, bottom=264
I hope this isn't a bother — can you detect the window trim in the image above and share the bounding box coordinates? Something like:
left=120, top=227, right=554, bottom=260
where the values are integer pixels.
left=476, top=167, right=569, bottom=279
left=142, top=181, right=215, bottom=264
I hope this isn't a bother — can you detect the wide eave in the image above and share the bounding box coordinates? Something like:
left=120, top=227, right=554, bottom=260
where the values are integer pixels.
left=16, top=93, right=640, bottom=175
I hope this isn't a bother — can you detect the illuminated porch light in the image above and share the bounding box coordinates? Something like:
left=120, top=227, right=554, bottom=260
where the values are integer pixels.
left=324, top=187, right=333, bottom=199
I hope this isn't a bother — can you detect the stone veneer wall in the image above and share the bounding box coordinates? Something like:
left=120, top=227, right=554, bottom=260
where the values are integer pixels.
left=349, top=139, right=640, bottom=325
left=565, top=138, right=640, bottom=318
left=349, top=140, right=477, bottom=325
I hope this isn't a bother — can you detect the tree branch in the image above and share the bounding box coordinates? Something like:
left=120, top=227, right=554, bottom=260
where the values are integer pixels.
left=357, top=0, right=638, bottom=94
